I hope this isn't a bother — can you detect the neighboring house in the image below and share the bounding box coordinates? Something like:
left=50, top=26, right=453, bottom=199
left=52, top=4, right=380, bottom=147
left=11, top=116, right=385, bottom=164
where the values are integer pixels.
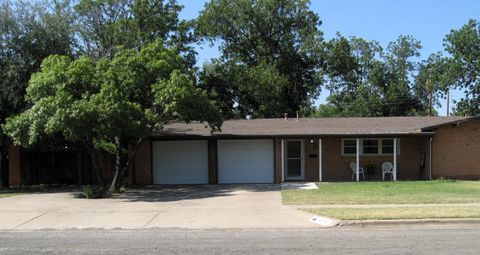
left=6, top=116, right=480, bottom=186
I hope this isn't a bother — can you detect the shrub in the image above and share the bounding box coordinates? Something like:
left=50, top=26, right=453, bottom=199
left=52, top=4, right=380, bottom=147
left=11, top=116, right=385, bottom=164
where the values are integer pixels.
left=82, top=185, right=107, bottom=199
left=74, top=192, right=86, bottom=199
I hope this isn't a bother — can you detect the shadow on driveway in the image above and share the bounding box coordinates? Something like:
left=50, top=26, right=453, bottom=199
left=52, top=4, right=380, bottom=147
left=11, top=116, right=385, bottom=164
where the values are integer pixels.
left=112, top=184, right=280, bottom=203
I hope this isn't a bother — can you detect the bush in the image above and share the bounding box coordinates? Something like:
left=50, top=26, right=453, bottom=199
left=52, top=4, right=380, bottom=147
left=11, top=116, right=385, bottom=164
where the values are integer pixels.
left=119, top=186, right=128, bottom=193
left=82, top=185, right=107, bottom=199
left=74, top=192, right=86, bottom=199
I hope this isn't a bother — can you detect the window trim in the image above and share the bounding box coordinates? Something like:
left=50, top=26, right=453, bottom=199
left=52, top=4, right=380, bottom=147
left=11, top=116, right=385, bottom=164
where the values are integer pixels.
left=341, top=138, right=400, bottom=156
left=380, top=138, right=396, bottom=155
left=341, top=139, right=358, bottom=156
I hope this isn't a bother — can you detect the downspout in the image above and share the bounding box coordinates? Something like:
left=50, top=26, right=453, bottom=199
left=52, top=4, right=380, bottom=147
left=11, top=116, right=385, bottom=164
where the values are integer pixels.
left=429, top=137, right=433, bottom=180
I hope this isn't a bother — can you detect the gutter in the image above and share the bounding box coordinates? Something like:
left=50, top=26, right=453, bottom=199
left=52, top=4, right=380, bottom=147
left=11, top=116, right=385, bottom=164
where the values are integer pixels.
left=149, top=132, right=437, bottom=139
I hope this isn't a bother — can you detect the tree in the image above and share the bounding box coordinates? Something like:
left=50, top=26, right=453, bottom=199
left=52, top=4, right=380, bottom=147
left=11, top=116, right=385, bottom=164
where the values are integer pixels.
left=323, top=35, right=384, bottom=116
left=382, top=35, right=424, bottom=116
left=74, top=0, right=195, bottom=66
left=196, top=0, right=325, bottom=118
left=3, top=40, right=222, bottom=191
left=313, top=104, right=338, bottom=117
left=443, top=19, right=480, bottom=116
left=321, top=34, right=428, bottom=117
left=199, top=60, right=289, bottom=118
left=414, top=53, right=450, bottom=115
left=0, top=0, right=75, bottom=186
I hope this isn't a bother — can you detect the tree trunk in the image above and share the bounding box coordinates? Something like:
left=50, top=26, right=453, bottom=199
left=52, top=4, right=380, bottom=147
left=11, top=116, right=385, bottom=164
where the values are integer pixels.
left=84, top=142, right=104, bottom=187
left=109, top=138, right=144, bottom=192
left=109, top=137, right=122, bottom=193
left=0, top=150, right=9, bottom=188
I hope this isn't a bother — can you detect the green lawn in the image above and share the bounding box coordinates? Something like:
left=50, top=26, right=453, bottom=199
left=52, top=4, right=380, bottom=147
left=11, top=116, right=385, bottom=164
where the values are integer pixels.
left=0, top=193, right=21, bottom=198
left=282, top=180, right=480, bottom=205
left=303, top=207, right=480, bottom=220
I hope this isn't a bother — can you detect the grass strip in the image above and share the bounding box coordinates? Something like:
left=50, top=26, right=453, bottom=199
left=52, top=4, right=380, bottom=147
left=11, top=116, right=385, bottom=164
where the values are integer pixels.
left=303, top=206, right=480, bottom=220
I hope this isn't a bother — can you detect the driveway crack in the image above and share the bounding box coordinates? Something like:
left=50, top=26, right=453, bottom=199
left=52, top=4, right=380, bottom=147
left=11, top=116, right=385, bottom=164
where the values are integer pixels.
left=12, top=212, right=47, bottom=230
left=142, top=191, right=200, bottom=228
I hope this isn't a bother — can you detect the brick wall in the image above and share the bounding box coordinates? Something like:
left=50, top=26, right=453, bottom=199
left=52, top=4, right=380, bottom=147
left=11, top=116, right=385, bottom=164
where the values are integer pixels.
left=208, top=139, right=218, bottom=184
left=321, top=137, right=429, bottom=181
left=274, top=137, right=429, bottom=182
left=432, top=119, right=480, bottom=179
left=304, top=139, right=320, bottom=181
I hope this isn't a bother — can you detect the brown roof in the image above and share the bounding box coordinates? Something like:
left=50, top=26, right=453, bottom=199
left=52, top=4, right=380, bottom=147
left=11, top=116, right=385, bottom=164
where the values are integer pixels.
left=153, top=116, right=468, bottom=137
left=421, top=116, right=480, bottom=131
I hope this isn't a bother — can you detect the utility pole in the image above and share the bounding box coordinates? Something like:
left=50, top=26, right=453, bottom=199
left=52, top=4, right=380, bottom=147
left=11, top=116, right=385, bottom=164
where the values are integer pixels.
left=427, top=79, right=432, bottom=116
left=446, top=89, right=450, bottom=116
left=429, top=91, right=432, bottom=116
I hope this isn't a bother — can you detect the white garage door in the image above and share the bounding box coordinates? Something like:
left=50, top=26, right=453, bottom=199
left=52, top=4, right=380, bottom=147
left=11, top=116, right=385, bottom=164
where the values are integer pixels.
left=152, top=140, right=208, bottom=184
left=218, top=139, right=274, bottom=184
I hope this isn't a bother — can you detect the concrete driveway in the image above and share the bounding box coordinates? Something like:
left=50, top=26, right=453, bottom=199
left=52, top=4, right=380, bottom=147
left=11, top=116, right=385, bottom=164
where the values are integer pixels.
left=0, top=185, right=320, bottom=230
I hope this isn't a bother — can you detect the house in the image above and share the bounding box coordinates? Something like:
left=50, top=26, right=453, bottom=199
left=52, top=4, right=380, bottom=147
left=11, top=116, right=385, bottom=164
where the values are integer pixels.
left=4, top=116, right=480, bottom=186
left=134, top=116, right=480, bottom=185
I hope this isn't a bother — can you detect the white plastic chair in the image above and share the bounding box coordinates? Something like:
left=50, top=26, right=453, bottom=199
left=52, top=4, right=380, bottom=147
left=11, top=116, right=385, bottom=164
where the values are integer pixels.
left=382, top=162, right=394, bottom=181
left=350, top=162, right=365, bottom=181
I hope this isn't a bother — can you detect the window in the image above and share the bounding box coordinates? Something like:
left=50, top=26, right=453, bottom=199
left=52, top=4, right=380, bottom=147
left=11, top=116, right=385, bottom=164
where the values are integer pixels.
left=342, top=139, right=357, bottom=155
left=381, top=139, right=394, bottom=154
left=342, top=138, right=400, bottom=156
left=362, top=139, right=378, bottom=154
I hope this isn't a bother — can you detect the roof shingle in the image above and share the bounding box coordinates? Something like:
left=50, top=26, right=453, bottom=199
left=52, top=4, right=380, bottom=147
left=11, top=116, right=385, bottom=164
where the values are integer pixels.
left=153, top=116, right=468, bottom=137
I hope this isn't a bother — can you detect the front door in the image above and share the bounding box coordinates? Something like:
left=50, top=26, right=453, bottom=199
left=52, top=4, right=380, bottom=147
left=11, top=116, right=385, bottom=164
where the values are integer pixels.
left=285, top=140, right=304, bottom=180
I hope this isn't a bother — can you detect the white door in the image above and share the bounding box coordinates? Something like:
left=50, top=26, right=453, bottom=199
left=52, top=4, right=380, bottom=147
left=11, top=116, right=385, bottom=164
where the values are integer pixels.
left=218, top=139, right=274, bottom=184
left=285, top=140, right=304, bottom=180
left=152, top=140, right=208, bottom=184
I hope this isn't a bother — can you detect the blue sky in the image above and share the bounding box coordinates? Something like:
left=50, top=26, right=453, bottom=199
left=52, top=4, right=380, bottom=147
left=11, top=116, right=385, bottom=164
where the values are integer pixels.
left=177, top=0, right=480, bottom=116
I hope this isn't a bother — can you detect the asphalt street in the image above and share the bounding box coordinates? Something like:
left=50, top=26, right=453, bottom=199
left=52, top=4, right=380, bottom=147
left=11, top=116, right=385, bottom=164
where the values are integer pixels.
left=1, top=226, right=480, bottom=255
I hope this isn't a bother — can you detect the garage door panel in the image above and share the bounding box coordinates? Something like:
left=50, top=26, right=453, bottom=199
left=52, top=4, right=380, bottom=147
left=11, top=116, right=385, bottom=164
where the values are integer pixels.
left=218, top=139, right=274, bottom=184
left=153, top=140, right=208, bottom=184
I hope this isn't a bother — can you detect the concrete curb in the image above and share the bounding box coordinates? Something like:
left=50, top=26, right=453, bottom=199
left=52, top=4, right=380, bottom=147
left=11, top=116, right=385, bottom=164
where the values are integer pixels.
left=339, top=218, right=480, bottom=228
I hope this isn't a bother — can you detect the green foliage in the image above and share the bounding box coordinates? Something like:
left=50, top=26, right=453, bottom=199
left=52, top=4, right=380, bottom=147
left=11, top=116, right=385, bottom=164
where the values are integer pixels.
left=414, top=53, right=451, bottom=114
left=4, top=40, right=222, bottom=150
left=196, top=0, right=325, bottom=118
left=199, top=60, right=289, bottom=118
left=313, top=104, right=339, bottom=117
left=74, top=0, right=195, bottom=65
left=0, top=0, right=75, bottom=144
left=323, top=34, right=427, bottom=117
left=3, top=39, right=222, bottom=189
left=119, top=186, right=128, bottom=193
left=82, top=185, right=107, bottom=199
left=443, top=19, right=480, bottom=116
